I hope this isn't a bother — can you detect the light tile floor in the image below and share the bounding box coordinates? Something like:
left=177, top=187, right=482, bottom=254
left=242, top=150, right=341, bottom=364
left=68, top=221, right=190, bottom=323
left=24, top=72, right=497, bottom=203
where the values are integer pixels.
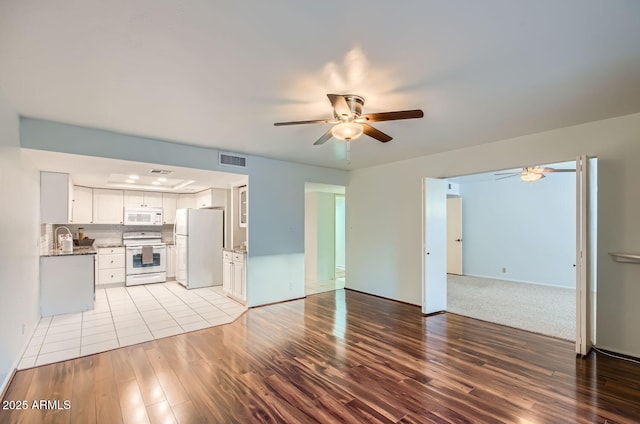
left=19, top=281, right=246, bottom=369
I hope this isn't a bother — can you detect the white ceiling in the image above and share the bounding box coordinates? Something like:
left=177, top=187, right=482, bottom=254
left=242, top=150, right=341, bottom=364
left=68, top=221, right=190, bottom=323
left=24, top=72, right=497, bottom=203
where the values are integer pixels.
left=2, top=1, right=640, bottom=171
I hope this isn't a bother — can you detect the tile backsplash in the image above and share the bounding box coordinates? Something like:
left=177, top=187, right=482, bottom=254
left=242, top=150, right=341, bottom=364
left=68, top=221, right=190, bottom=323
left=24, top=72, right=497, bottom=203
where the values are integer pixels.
left=44, top=224, right=175, bottom=252
left=40, top=224, right=53, bottom=254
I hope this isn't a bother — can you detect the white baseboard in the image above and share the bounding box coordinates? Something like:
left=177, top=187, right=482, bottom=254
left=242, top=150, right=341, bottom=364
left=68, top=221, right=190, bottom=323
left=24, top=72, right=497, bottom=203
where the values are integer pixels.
left=594, top=344, right=640, bottom=360
left=0, top=320, right=39, bottom=397
left=460, top=273, right=575, bottom=290
left=0, top=370, right=15, bottom=400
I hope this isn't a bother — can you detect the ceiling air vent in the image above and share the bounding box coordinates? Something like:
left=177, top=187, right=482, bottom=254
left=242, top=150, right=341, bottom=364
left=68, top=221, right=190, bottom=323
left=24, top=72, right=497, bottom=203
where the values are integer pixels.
left=148, top=169, right=173, bottom=175
left=219, top=152, right=247, bottom=168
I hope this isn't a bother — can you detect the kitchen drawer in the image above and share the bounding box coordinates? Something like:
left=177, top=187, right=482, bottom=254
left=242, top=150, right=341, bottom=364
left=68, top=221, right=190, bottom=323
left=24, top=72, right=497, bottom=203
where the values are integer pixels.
left=98, top=247, right=124, bottom=255
left=98, top=268, right=126, bottom=284
left=232, top=253, right=245, bottom=263
left=223, top=251, right=232, bottom=260
left=98, top=253, right=125, bottom=270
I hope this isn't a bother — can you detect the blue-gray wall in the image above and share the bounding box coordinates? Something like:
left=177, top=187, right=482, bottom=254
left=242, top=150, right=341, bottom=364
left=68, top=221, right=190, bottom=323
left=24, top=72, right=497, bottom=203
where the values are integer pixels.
left=20, top=118, right=348, bottom=307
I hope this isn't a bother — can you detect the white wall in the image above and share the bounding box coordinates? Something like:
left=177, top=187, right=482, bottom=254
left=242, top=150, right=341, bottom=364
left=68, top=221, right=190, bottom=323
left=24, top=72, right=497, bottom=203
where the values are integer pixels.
left=347, top=112, right=640, bottom=357
left=0, top=94, right=40, bottom=392
left=19, top=118, right=348, bottom=308
left=304, top=191, right=336, bottom=282
left=335, top=195, right=345, bottom=269
left=458, top=171, right=576, bottom=287
left=304, top=193, right=318, bottom=281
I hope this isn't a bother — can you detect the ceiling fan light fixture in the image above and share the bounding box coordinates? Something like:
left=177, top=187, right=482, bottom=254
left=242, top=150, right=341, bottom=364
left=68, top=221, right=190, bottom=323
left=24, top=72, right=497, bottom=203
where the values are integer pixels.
left=331, top=122, right=363, bottom=141
left=520, top=172, right=544, bottom=182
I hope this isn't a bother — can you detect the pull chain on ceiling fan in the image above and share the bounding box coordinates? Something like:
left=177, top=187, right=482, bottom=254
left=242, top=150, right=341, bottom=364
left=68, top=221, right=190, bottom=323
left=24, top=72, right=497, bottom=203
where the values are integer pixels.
left=274, top=94, right=424, bottom=145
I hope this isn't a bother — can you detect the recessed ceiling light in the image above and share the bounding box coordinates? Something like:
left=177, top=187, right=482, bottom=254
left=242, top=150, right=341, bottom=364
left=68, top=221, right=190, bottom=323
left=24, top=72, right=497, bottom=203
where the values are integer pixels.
left=157, top=177, right=167, bottom=182
left=174, top=180, right=195, bottom=190
left=151, top=181, right=160, bottom=185
left=125, top=179, right=135, bottom=183
left=129, top=175, right=139, bottom=180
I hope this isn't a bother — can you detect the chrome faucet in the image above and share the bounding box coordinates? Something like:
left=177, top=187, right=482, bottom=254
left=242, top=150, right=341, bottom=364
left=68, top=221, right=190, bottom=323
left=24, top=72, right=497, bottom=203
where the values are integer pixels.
left=54, top=226, right=72, bottom=249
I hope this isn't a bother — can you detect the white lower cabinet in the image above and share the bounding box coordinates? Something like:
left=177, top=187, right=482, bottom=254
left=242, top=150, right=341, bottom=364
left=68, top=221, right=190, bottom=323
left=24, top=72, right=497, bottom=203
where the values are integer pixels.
left=222, top=250, right=246, bottom=302
left=97, top=247, right=126, bottom=287
left=40, top=254, right=95, bottom=316
left=223, top=255, right=232, bottom=293
left=167, top=244, right=176, bottom=279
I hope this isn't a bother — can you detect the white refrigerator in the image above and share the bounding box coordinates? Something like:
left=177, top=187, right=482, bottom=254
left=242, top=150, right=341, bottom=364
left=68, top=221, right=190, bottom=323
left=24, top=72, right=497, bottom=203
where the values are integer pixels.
left=174, top=208, right=224, bottom=289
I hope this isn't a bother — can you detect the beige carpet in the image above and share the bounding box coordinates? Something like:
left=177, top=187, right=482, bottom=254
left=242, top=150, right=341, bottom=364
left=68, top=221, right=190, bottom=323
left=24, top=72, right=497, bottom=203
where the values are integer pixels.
left=447, top=274, right=575, bottom=341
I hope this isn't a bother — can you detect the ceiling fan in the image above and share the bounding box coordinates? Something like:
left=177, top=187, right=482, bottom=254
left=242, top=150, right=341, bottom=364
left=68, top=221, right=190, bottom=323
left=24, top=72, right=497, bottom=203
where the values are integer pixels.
left=495, top=166, right=576, bottom=182
left=274, top=94, right=424, bottom=145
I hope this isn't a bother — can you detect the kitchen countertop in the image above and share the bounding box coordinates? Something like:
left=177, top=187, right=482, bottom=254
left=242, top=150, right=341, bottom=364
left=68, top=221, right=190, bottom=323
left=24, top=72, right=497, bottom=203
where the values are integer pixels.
left=224, top=248, right=248, bottom=254
left=95, top=243, right=124, bottom=248
left=41, top=246, right=97, bottom=257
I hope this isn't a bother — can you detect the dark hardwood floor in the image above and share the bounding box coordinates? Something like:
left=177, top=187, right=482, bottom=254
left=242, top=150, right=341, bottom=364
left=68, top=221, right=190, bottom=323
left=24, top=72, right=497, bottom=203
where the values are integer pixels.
left=2, top=289, right=640, bottom=423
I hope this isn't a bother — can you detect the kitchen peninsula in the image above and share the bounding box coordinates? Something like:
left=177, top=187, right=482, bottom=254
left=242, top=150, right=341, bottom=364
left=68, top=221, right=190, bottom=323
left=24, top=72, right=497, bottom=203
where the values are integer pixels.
left=40, top=247, right=96, bottom=316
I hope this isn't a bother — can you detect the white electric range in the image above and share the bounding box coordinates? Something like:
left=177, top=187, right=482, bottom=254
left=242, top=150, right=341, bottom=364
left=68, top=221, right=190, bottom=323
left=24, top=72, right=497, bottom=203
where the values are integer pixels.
left=123, top=231, right=167, bottom=286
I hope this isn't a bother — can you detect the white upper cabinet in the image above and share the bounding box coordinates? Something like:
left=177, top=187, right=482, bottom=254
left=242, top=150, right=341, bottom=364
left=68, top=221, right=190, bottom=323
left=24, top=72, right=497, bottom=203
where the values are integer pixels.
left=93, top=189, right=124, bottom=224
left=124, top=190, right=163, bottom=208
left=145, top=192, right=163, bottom=208
left=124, top=191, right=144, bottom=208
left=41, top=171, right=73, bottom=224
left=195, top=188, right=227, bottom=209
left=177, top=193, right=196, bottom=210
left=239, top=186, right=247, bottom=228
left=73, top=186, right=93, bottom=224
left=195, top=189, right=212, bottom=208
left=162, top=193, right=178, bottom=224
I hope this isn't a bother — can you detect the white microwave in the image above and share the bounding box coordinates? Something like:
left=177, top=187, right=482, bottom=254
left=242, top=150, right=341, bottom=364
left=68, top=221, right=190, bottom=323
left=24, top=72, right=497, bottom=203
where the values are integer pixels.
left=123, top=208, right=163, bottom=226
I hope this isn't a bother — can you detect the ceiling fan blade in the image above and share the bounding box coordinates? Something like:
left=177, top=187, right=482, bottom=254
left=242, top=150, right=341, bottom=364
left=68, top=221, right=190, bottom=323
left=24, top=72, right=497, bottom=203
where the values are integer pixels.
left=327, top=94, right=352, bottom=119
left=546, top=168, right=576, bottom=173
left=494, top=172, right=519, bottom=175
left=360, top=109, right=424, bottom=122
left=496, top=175, right=519, bottom=180
left=313, top=129, right=334, bottom=145
left=274, top=118, right=336, bottom=126
left=362, top=124, right=393, bottom=143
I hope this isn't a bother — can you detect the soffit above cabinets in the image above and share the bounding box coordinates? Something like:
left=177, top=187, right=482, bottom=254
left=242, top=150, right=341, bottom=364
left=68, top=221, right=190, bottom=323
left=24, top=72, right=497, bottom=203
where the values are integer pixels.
left=23, top=149, right=248, bottom=192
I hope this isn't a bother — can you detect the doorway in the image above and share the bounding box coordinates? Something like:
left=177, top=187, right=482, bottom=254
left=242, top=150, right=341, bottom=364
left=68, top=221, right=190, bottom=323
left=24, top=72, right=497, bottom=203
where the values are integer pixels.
left=447, top=196, right=463, bottom=275
left=423, top=159, right=597, bottom=350
left=304, top=183, right=346, bottom=295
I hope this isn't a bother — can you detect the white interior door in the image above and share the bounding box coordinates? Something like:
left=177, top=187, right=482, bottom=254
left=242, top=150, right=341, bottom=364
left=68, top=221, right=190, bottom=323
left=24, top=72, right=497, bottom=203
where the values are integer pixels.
left=423, top=178, right=448, bottom=314
left=576, top=155, right=598, bottom=356
left=447, top=197, right=463, bottom=275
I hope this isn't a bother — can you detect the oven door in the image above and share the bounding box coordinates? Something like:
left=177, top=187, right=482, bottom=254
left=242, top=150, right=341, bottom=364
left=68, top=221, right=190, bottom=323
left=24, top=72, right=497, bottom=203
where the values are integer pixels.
left=126, top=245, right=166, bottom=275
